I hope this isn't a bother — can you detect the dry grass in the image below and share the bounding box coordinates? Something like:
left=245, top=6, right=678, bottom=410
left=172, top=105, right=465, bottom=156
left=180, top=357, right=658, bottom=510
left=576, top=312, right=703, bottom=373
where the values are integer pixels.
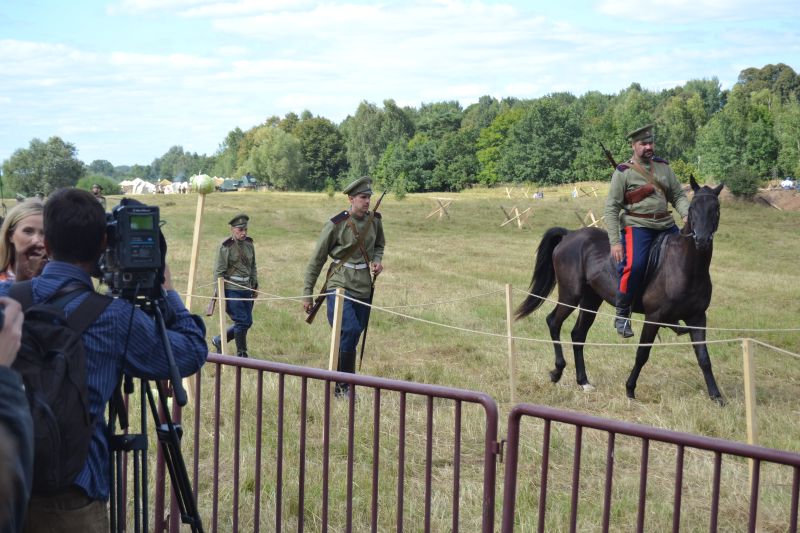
left=110, top=184, right=800, bottom=531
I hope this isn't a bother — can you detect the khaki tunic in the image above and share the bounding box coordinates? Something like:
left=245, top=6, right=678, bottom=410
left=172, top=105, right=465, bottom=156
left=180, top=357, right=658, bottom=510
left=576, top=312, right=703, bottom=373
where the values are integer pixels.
left=303, top=211, right=385, bottom=300
left=603, top=158, right=690, bottom=246
left=213, top=236, right=258, bottom=289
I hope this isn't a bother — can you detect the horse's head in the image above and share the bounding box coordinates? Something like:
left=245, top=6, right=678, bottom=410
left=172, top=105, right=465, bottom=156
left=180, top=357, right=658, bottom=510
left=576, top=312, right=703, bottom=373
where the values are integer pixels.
left=685, top=175, right=723, bottom=251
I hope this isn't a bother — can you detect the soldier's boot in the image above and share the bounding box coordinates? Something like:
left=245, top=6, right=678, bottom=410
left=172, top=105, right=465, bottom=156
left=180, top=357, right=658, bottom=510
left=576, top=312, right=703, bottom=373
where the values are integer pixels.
left=335, top=351, right=357, bottom=398
left=211, top=326, right=235, bottom=353
left=234, top=330, right=249, bottom=358
left=614, top=307, right=634, bottom=338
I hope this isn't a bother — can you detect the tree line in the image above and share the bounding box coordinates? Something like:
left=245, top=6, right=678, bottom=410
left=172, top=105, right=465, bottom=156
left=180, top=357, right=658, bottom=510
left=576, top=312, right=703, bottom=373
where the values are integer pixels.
left=3, top=63, right=799, bottom=198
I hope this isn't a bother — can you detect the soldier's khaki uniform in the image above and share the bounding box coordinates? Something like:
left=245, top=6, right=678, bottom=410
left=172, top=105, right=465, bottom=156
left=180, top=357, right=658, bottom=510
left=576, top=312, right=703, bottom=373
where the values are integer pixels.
left=212, top=214, right=258, bottom=356
left=603, top=124, right=689, bottom=337
left=303, top=176, right=385, bottom=396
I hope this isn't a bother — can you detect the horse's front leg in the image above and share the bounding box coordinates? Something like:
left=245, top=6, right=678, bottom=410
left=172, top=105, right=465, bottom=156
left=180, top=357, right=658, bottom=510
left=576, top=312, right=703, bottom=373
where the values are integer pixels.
left=686, top=314, right=725, bottom=405
left=625, top=321, right=660, bottom=399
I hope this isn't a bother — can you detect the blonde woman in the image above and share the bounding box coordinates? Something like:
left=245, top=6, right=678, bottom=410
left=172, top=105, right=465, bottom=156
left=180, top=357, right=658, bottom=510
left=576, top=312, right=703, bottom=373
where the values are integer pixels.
left=0, top=198, right=47, bottom=282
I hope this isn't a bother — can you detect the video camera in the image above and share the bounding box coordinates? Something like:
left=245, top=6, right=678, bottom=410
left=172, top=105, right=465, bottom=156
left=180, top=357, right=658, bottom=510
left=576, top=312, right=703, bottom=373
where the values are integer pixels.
left=100, top=201, right=164, bottom=299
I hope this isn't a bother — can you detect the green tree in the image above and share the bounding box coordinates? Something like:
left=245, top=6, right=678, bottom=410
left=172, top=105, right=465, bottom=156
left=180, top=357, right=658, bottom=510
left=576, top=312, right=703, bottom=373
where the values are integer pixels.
left=212, top=127, right=245, bottom=178
left=293, top=116, right=348, bottom=190
left=340, top=100, right=414, bottom=181
left=573, top=91, right=617, bottom=182
left=475, top=105, right=525, bottom=185
left=431, top=130, right=479, bottom=191
left=461, top=95, right=501, bottom=134
left=415, top=101, right=463, bottom=139
left=89, top=159, right=115, bottom=176
left=2, top=136, right=85, bottom=195
left=498, top=95, right=581, bottom=185
left=774, top=100, right=800, bottom=177
left=737, top=63, right=800, bottom=104
left=236, top=126, right=306, bottom=189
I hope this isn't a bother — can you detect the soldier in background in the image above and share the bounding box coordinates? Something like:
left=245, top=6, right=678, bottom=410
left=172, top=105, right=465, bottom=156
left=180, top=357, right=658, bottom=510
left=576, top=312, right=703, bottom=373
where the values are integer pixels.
left=91, top=184, right=106, bottom=210
left=303, top=176, right=385, bottom=397
left=212, top=214, right=258, bottom=357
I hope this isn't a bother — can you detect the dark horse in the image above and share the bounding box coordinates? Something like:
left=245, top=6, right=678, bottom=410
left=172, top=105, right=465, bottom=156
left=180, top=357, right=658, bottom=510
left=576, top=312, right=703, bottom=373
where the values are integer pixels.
left=515, top=176, right=725, bottom=403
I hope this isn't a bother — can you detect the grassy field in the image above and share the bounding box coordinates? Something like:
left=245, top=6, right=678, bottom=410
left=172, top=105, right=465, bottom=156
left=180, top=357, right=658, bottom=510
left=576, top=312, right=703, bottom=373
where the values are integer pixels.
left=110, top=184, right=800, bottom=530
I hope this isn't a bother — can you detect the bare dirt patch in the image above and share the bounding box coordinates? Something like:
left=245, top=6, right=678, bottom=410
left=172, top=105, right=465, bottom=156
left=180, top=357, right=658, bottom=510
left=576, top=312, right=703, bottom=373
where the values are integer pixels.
left=714, top=187, right=800, bottom=211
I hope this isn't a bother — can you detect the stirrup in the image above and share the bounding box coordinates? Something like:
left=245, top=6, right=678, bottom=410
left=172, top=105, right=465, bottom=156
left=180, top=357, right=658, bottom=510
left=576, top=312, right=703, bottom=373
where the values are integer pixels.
left=615, top=317, right=634, bottom=338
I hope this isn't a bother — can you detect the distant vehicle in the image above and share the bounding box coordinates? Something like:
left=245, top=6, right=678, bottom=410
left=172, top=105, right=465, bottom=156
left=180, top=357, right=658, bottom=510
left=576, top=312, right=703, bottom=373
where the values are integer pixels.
left=219, top=179, right=239, bottom=192
left=780, top=177, right=795, bottom=190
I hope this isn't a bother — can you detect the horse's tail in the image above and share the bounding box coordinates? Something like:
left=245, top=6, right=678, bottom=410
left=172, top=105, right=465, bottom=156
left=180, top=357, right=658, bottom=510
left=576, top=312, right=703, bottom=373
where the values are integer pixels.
left=515, top=227, right=569, bottom=320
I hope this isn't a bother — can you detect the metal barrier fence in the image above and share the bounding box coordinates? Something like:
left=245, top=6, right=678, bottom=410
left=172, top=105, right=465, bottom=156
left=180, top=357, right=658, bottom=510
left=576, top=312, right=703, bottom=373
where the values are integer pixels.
left=500, top=404, right=800, bottom=533
left=184, top=354, right=500, bottom=532
left=136, top=356, right=800, bottom=532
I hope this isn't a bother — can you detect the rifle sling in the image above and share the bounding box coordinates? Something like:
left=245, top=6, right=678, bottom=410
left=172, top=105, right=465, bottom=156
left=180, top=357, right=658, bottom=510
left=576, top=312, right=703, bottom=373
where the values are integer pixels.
left=628, top=160, right=668, bottom=199
left=318, top=210, right=376, bottom=294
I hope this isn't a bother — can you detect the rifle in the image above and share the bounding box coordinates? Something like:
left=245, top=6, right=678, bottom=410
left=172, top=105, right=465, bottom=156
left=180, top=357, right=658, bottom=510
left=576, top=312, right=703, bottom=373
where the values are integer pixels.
left=600, top=141, right=618, bottom=169
left=205, top=287, right=217, bottom=316
left=304, top=262, right=334, bottom=325
left=305, top=190, right=387, bottom=324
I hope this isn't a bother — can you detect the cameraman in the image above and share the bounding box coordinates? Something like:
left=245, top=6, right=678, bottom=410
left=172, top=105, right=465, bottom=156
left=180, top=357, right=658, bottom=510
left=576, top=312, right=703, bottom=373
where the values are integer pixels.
left=0, top=188, right=208, bottom=532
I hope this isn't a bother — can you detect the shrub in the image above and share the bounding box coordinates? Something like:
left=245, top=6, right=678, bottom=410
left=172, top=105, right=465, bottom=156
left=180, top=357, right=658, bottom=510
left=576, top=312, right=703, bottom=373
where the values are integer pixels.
left=725, top=166, right=761, bottom=197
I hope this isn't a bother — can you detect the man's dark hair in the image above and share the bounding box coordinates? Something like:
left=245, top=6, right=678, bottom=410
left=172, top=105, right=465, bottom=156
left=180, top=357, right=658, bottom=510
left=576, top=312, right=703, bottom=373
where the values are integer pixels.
left=44, top=188, right=106, bottom=263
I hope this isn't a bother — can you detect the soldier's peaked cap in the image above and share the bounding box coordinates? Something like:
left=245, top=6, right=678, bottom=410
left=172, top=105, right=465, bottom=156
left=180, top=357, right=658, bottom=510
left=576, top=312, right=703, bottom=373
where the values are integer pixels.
left=343, top=176, right=373, bottom=196
left=627, top=124, right=655, bottom=143
left=229, top=213, right=249, bottom=228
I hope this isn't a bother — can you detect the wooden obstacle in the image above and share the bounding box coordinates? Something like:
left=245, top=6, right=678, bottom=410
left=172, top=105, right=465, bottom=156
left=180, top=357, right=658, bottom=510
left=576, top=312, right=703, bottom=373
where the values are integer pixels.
left=426, top=197, right=453, bottom=220
left=504, top=186, right=534, bottom=199
left=500, top=206, right=533, bottom=228
left=574, top=209, right=605, bottom=228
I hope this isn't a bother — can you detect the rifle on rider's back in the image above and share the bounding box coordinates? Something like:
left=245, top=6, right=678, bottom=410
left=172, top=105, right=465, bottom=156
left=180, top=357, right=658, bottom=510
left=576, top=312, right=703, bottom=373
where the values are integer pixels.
left=600, top=141, right=618, bottom=169
left=305, top=190, right=386, bottom=325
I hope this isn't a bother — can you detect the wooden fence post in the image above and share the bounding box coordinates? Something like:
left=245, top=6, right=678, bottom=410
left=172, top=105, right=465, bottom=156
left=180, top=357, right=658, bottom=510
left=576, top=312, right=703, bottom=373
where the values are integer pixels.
left=217, top=277, right=227, bottom=356
left=505, top=284, right=518, bottom=404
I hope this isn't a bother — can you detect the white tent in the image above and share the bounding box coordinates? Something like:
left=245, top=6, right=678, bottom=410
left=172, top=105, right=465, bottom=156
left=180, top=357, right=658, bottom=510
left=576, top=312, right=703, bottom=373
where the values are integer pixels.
left=130, top=177, right=156, bottom=194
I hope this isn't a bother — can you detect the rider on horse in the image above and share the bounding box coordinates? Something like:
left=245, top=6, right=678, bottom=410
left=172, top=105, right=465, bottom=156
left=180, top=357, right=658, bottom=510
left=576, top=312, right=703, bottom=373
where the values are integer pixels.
left=603, top=124, right=690, bottom=338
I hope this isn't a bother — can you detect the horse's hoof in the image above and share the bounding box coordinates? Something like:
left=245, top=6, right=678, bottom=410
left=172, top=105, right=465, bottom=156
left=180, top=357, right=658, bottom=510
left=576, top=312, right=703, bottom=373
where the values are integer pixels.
left=581, top=383, right=595, bottom=392
left=549, top=370, right=563, bottom=383
left=711, top=394, right=726, bottom=407
left=626, top=388, right=636, bottom=400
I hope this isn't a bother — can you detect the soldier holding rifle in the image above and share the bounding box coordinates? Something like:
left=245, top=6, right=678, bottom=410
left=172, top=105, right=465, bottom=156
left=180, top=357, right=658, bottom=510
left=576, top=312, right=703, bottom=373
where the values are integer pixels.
left=303, top=176, right=385, bottom=397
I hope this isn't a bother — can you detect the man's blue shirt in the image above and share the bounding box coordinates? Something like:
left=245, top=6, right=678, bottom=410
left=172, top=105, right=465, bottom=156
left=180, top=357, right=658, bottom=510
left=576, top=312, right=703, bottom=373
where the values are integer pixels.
left=0, top=261, right=208, bottom=501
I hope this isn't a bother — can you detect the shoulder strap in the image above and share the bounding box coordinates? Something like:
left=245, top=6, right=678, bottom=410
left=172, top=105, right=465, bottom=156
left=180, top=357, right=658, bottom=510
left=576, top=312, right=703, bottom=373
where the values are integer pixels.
left=629, top=160, right=668, bottom=198
left=66, top=293, right=113, bottom=334
left=8, top=280, right=34, bottom=310
left=8, top=280, right=112, bottom=334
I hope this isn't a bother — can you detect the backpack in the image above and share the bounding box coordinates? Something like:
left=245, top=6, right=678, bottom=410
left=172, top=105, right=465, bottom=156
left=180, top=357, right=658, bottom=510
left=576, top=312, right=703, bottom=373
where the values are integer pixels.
left=9, top=280, right=112, bottom=494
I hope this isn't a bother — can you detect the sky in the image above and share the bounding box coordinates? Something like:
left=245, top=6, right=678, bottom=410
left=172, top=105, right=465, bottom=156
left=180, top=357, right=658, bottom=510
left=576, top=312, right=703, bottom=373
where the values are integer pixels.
left=1, top=0, right=799, bottom=167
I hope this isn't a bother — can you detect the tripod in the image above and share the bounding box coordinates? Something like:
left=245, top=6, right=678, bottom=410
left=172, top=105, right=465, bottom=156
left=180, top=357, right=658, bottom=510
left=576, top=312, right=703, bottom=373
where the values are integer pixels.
left=108, top=294, right=204, bottom=533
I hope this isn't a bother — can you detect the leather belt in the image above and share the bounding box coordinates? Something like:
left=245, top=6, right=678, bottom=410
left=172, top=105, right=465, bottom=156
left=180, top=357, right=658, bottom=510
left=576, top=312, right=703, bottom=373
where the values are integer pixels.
left=333, top=259, right=368, bottom=270
left=626, top=211, right=670, bottom=220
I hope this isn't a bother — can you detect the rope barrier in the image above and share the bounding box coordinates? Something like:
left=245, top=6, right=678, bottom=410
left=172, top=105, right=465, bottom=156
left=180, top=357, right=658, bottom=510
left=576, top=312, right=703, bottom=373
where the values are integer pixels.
left=338, top=293, right=745, bottom=349
left=512, top=287, right=800, bottom=333
left=749, top=339, right=800, bottom=360
left=186, top=280, right=799, bottom=347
